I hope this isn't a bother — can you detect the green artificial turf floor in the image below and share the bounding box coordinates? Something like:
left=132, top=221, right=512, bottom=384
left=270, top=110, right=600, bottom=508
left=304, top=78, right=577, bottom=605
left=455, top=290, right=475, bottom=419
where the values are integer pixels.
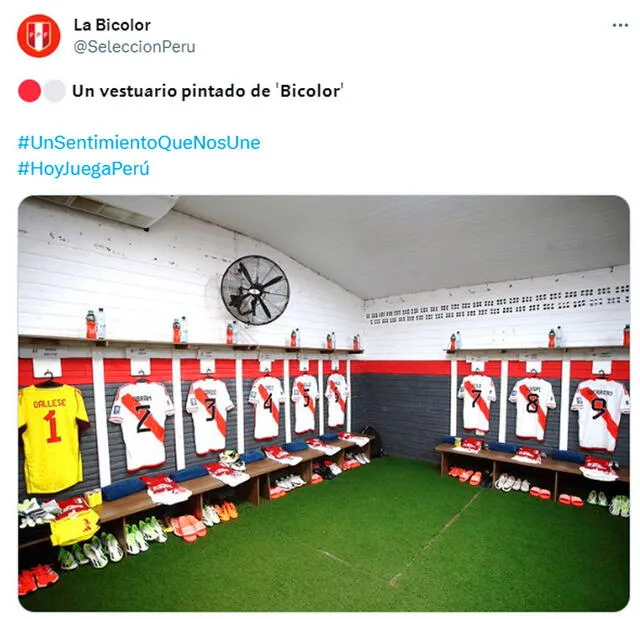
left=20, top=457, right=630, bottom=612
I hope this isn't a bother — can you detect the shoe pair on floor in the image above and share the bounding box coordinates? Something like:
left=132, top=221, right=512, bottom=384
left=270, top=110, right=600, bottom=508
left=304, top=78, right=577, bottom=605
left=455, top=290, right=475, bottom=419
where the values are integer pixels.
left=58, top=532, right=124, bottom=570
left=559, top=494, right=584, bottom=507
left=608, top=495, right=630, bottom=518
left=450, top=468, right=491, bottom=487
left=275, top=475, right=306, bottom=492
left=18, top=565, right=58, bottom=596
left=587, top=490, right=609, bottom=507
left=494, top=474, right=531, bottom=493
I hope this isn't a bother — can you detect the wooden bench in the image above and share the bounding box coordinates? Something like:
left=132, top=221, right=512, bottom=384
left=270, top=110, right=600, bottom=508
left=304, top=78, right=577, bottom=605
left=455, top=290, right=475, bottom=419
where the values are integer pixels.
left=435, top=443, right=630, bottom=501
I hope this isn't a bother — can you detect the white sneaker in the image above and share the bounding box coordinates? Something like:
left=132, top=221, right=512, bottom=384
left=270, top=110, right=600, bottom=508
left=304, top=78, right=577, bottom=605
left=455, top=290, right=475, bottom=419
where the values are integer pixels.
left=512, top=478, right=522, bottom=492
left=502, top=476, right=516, bottom=492
left=494, top=473, right=509, bottom=490
left=520, top=479, right=531, bottom=492
left=276, top=478, right=293, bottom=492
left=328, top=463, right=342, bottom=476
left=206, top=504, right=221, bottom=525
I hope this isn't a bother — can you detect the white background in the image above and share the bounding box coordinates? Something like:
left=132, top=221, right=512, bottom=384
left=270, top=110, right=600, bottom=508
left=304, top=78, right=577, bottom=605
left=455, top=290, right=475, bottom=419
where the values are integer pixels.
left=2, top=0, right=639, bottom=614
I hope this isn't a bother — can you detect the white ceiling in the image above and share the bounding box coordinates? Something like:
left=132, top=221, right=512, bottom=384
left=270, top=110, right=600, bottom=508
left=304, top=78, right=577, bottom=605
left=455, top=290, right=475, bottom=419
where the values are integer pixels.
left=174, top=196, right=629, bottom=299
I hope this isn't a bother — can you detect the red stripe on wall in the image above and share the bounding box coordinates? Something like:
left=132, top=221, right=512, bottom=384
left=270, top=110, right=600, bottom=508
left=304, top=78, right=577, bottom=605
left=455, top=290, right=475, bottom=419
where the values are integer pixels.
left=508, top=361, right=563, bottom=379
left=350, top=360, right=452, bottom=376
left=103, top=358, right=173, bottom=384
left=457, top=360, right=502, bottom=378
left=180, top=358, right=236, bottom=380
left=571, top=360, right=629, bottom=381
left=19, top=358, right=93, bottom=387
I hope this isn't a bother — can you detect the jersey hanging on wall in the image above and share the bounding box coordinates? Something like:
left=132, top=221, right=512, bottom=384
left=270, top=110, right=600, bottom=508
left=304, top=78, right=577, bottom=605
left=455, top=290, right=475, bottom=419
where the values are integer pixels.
left=109, top=382, right=175, bottom=472
left=18, top=384, right=90, bottom=494
left=570, top=378, right=630, bottom=453
left=185, top=379, right=234, bottom=455
left=325, top=373, right=349, bottom=428
left=508, top=377, right=557, bottom=441
left=291, top=374, right=319, bottom=434
left=249, top=375, right=285, bottom=440
left=458, top=374, right=496, bottom=434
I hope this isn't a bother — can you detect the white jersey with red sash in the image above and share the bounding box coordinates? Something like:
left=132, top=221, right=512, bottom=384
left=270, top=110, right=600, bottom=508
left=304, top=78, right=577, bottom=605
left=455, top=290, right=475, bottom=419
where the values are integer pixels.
left=458, top=374, right=496, bottom=433
left=185, top=379, right=234, bottom=455
left=571, top=379, right=630, bottom=452
left=109, top=382, right=175, bottom=472
left=509, top=377, right=556, bottom=441
left=249, top=376, right=285, bottom=440
left=325, top=373, right=349, bottom=428
left=292, top=374, right=319, bottom=434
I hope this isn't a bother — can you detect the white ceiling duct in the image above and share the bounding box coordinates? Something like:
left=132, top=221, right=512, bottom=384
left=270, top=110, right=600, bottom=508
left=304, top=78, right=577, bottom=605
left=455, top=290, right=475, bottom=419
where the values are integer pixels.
left=40, top=195, right=178, bottom=229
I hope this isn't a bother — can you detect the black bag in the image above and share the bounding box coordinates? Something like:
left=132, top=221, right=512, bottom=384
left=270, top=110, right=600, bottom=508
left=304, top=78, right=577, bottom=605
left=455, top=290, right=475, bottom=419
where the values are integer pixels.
left=359, top=424, right=384, bottom=458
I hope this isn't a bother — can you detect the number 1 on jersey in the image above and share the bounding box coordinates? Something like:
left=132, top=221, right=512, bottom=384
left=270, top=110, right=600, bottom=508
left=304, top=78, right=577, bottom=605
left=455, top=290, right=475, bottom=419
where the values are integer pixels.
left=43, top=410, right=62, bottom=443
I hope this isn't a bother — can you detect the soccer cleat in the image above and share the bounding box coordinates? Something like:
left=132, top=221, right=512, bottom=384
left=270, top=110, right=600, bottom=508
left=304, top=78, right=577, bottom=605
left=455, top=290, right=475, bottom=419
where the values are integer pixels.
left=276, top=478, right=293, bottom=491
left=161, top=517, right=174, bottom=533
left=620, top=496, right=629, bottom=518
left=214, top=504, right=231, bottom=522
left=18, top=570, right=38, bottom=596
left=90, top=535, right=104, bottom=555
left=71, top=544, right=90, bottom=566
left=520, top=479, right=531, bottom=493
left=82, top=543, right=108, bottom=568
left=512, top=478, right=522, bottom=492
left=139, top=519, right=158, bottom=542
left=104, top=533, right=124, bottom=562
left=608, top=496, right=622, bottom=517
left=587, top=490, right=598, bottom=505
left=129, top=524, right=149, bottom=552
left=597, top=492, right=609, bottom=507
left=125, top=525, right=140, bottom=554
left=224, top=501, right=238, bottom=519
left=147, top=517, right=168, bottom=542
left=326, top=462, right=342, bottom=476
left=502, top=476, right=516, bottom=492
left=206, top=505, right=221, bottom=525
left=57, top=547, right=78, bottom=571
left=201, top=507, right=215, bottom=527
left=31, top=564, right=59, bottom=588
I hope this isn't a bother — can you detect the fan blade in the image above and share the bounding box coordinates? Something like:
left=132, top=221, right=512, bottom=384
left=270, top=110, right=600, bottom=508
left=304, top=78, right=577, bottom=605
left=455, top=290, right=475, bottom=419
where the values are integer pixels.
left=238, top=262, right=254, bottom=286
left=250, top=297, right=258, bottom=316
left=262, top=275, right=284, bottom=288
left=258, top=296, right=272, bottom=319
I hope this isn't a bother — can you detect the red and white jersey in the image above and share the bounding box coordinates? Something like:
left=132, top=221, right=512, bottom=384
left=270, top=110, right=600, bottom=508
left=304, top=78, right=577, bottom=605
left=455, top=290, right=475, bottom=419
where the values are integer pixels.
left=571, top=379, right=630, bottom=452
left=292, top=374, right=319, bottom=434
left=458, top=375, right=496, bottom=433
left=249, top=376, right=285, bottom=440
left=109, top=382, right=175, bottom=472
left=509, top=378, right=556, bottom=441
left=325, top=374, right=349, bottom=428
left=185, top=379, right=234, bottom=455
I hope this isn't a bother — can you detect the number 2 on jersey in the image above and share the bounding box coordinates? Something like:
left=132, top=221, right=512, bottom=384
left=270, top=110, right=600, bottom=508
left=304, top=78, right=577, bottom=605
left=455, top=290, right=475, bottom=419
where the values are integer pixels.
left=43, top=410, right=62, bottom=443
left=135, top=405, right=152, bottom=433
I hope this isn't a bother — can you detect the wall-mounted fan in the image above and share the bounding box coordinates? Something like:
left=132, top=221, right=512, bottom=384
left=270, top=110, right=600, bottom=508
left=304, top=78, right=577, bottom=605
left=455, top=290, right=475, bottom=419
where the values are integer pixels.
left=221, top=255, right=290, bottom=325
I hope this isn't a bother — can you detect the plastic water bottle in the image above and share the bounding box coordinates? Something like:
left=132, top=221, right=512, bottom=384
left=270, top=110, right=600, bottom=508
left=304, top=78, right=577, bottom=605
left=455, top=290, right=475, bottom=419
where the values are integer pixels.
left=96, top=308, right=106, bottom=340
left=180, top=316, right=188, bottom=343
left=555, top=326, right=563, bottom=347
left=86, top=310, right=96, bottom=340
left=173, top=318, right=181, bottom=344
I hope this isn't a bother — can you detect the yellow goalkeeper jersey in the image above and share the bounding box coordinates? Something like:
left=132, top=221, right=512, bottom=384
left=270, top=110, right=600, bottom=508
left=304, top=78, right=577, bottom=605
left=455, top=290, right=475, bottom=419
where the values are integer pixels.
left=19, top=384, right=90, bottom=494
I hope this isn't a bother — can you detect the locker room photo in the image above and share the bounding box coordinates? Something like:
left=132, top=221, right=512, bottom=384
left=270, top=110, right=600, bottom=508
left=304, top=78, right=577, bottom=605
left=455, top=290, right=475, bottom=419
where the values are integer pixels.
left=17, top=195, right=630, bottom=612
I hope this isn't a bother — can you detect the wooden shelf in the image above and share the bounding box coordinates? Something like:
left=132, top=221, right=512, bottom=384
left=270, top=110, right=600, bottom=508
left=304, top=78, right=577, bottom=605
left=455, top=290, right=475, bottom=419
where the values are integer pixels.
left=445, top=345, right=628, bottom=355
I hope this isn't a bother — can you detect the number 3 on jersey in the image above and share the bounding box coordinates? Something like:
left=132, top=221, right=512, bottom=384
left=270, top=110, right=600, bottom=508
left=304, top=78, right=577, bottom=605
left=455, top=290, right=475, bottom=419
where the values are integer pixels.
left=204, top=397, right=217, bottom=421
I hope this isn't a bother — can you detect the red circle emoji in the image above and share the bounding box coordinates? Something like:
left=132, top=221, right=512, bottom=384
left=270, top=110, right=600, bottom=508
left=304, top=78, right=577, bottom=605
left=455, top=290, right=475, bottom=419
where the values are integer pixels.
left=19, top=80, right=42, bottom=102
left=17, top=14, right=61, bottom=58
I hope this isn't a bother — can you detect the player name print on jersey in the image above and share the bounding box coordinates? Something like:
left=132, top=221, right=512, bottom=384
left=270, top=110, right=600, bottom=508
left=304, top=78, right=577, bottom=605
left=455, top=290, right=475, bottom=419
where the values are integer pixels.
left=458, top=374, right=496, bottom=434
left=19, top=384, right=90, bottom=494
left=509, top=377, right=557, bottom=441
left=185, top=379, right=234, bottom=455
left=250, top=375, right=285, bottom=440
left=571, top=378, right=630, bottom=453
left=292, top=374, right=319, bottom=434
left=109, top=382, right=175, bottom=472
left=325, top=373, right=349, bottom=428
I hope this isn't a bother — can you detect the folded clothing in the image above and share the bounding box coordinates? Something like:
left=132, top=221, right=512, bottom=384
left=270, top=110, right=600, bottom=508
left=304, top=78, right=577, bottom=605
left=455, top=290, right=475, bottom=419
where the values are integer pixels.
left=337, top=432, right=370, bottom=447
left=579, top=455, right=618, bottom=482
left=49, top=497, right=100, bottom=547
left=170, top=467, right=209, bottom=483
left=262, top=445, right=302, bottom=466
left=102, top=478, right=146, bottom=502
left=512, top=446, right=542, bottom=465
left=306, top=438, right=340, bottom=456
left=203, top=462, right=250, bottom=487
left=453, top=437, right=482, bottom=453
left=141, top=474, right=192, bottom=505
